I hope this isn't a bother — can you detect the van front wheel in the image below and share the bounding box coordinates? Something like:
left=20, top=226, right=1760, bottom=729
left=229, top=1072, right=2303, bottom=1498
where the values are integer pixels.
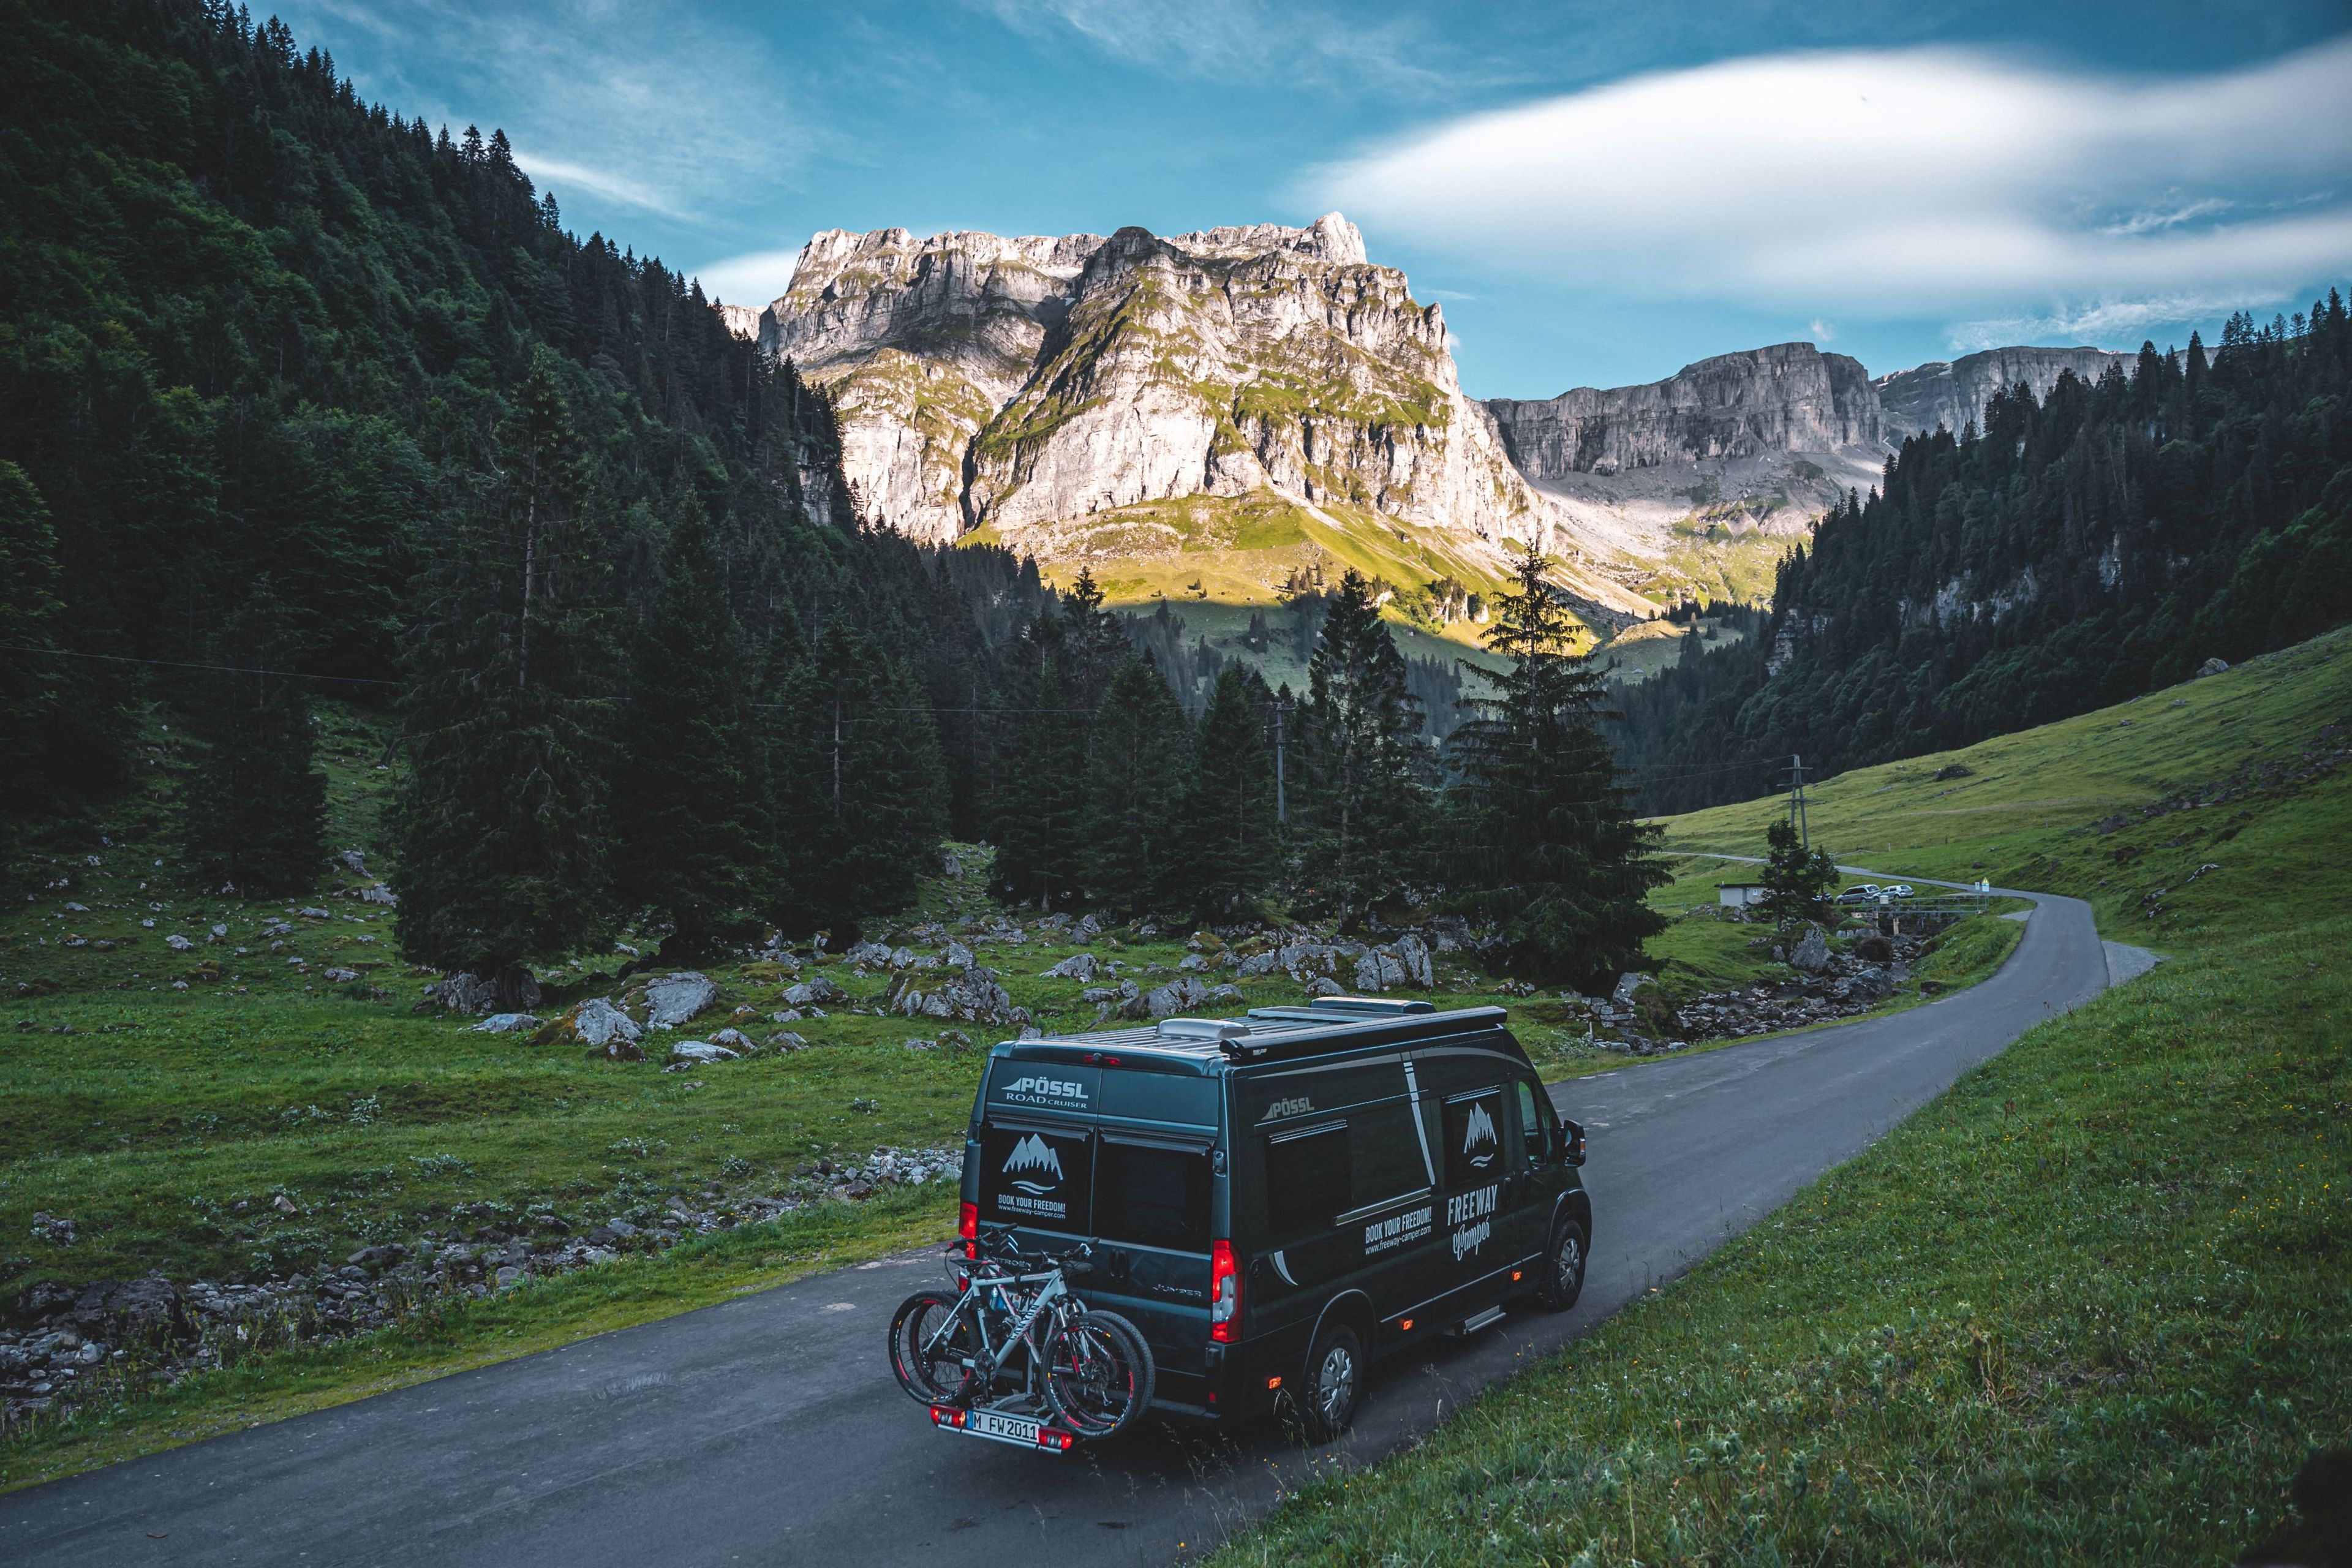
left=1535, top=1219, right=1588, bottom=1311
left=1295, top=1322, right=1365, bottom=1443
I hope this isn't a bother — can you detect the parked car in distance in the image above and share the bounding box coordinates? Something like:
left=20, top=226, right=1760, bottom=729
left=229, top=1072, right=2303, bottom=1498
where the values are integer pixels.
left=1838, top=884, right=1882, bottom=903
left=1883, top=884, right=1916, bottom=897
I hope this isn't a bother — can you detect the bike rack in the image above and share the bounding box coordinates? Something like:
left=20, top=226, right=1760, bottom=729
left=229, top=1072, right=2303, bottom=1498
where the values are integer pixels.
left=928, top=1393, right=1079, bottom=1453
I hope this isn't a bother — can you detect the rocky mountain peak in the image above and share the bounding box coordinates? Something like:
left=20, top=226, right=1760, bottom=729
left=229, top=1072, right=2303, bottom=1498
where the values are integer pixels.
left=744, top=212, right=1657, bottom=618
left=1874, top=345, right=2131, bottom=442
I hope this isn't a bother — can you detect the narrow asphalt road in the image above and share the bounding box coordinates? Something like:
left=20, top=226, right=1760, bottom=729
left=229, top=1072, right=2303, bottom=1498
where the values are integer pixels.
left=1, top=883, right=2134, bottom=1567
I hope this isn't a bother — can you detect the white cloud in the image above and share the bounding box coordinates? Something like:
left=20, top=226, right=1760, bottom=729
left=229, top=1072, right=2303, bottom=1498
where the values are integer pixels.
left=690, top=247, right=804, bottom=309
left=511, top=153, right=696, bottom=221
left=973, top=0, right=1451, bottom=92
left=1809, top=318, right=1836, bottom=342
left=282, top=0, right=812, bottom=233
left=1316, top=40, right=2352, bottom=337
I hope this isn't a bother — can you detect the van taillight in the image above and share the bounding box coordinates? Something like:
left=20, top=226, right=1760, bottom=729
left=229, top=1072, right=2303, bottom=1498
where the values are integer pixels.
left=959, top=1201, right=978, bottom=1259
left=1210, top=1240, right=1240, bottom=1343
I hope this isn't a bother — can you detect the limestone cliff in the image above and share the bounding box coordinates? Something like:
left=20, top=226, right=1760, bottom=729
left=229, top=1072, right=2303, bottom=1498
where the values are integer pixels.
left=1485, top=343, right=1880, bottom=479
left=1875, top=346, right=2129, bottom=441
left=748, top=214, right=1649, bottom=612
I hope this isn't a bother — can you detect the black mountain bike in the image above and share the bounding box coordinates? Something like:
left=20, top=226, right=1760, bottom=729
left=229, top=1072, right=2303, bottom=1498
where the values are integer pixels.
left=888, top=1237, right=1155, bottom=1449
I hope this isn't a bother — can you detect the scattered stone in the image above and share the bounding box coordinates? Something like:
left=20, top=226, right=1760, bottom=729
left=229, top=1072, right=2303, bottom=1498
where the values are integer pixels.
left=1306, top=977, right=1345, bottom=997
left=643, top=972, right=717, bottom=1028
left=2195, top=656, right=2230, bottom=677
left=272, top=1194, right=299, bottom=1215
left=323, top=967, right=362, bottom=984
left=28, top=1212, right=76, bottom=1245
left=1177, top=953, right=1207, bottom=972
left=1041, top=952, right=1099, bottom=981
left=164, top=934, right=193, bottom=952
left=1393, top=933, right=1434, bottom=988
left=766, top=1031, right=810, bottom=1051
left=1354, top=950, right=1407, bottom=992
left=1789, top=927, right=1832, bottom=975
left=782, top=976, right=847, bottom=1008
left=532, top=997, right=644, bottom=1059
left=1141, top=976, right=1213, bottom=1017
left=473, top=1012, right=542, bottom=1033
left=668, top=1039, right=740, bottom=1064
left=1932, top=764, right=1973, bottom=781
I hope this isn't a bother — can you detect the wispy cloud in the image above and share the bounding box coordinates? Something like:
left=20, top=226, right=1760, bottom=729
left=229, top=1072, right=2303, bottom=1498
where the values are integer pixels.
left=689, top=246, right=804, bottom=309
left=1314, top=39, right=2352, bottom=341
left=971, top=0, right=1457, bottom=92
left=282, top=0, right=812, bottom=239
left=1945, top=292, right=2285, bottom=352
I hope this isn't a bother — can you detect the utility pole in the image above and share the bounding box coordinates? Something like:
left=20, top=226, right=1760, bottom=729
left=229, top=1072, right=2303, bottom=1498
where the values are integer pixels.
left=1785, top=753, right=1811, bottom=850
left=1273, top=698, right=1288, bottom=824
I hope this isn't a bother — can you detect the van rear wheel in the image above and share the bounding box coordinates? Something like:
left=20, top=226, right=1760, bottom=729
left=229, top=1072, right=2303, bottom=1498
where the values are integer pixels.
left=1535, top=1219, right=1588, bottom=1311
left=1295, top=1322, right=1365, bottom=1443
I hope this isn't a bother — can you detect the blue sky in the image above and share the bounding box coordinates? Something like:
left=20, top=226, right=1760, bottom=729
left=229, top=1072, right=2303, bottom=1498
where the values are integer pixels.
left=280, top=0, right=2352, bottom=395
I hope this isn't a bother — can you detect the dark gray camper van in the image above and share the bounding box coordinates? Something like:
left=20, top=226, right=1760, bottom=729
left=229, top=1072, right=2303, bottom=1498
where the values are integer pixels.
left=956, top=997, right=1590, bottom=1439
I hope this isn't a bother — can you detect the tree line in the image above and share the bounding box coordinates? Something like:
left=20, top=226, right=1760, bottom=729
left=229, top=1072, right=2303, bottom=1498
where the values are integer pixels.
left=1611, top=299, right=2352, bottom=812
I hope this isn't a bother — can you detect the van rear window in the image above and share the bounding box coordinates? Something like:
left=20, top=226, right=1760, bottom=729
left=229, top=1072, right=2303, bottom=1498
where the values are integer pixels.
left=979, top=1123, right=1092, bottom=1231
left=1095, top=1140, right=1210, bottom=1252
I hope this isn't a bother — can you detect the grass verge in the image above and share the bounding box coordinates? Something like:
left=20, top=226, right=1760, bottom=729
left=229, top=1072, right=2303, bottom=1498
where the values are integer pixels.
left=0, top=1186, right=952, bottom=1493
left=1212, top=628, right=2352, bottom=1566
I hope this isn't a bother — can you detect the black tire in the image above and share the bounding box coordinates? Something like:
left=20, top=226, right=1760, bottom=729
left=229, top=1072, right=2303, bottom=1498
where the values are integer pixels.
left=888, top=1289, right=978, bottom=1406
left=1534, top=1218, right=1588, bottom=1311
left=1041, top=1308, right=1154, bottom=1439
left=1295, top=1321, right=1365, bottom=1443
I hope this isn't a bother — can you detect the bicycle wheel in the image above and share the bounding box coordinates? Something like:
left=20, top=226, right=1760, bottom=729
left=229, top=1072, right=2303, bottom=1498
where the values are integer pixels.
left=1041, top=1308, right=1154, bottom=1439
left=888, top=1289, right=979, bottom=1406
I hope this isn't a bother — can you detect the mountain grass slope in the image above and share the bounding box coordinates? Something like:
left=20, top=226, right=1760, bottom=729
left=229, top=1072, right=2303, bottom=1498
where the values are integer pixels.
left=1213, top=625, right=2352, bottom=1567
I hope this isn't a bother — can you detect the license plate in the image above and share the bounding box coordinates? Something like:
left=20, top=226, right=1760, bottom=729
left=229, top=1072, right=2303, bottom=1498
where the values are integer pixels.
left=967, top=1409, right=1041, bottom=1446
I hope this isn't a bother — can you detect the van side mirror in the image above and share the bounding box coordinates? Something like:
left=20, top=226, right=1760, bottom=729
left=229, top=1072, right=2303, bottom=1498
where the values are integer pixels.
left=1560, top=1119, right=1588, bottom=1167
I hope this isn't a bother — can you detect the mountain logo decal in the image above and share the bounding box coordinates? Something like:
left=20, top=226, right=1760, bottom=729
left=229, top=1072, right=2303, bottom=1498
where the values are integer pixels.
left=1463, top=1102, right=1498, bottom=1170
left=1002, top=1134, right=1064, bottom=1195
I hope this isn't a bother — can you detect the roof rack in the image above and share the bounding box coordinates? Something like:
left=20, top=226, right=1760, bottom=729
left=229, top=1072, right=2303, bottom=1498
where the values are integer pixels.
left=1220, top=1003, right=1506, bottom=1063
left=1157, top=1017, right=1250, bottom=1041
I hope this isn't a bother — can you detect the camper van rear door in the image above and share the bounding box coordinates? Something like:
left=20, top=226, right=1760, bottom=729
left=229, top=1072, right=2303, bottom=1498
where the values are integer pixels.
left=979, top=1122, right=1093, bottom=1232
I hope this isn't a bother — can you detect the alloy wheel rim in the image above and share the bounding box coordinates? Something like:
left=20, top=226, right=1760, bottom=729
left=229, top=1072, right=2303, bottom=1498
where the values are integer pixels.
left=1318, top=1345, right=1355, bottom=1420
left=1558, top=1237, right=1582, bottom=1292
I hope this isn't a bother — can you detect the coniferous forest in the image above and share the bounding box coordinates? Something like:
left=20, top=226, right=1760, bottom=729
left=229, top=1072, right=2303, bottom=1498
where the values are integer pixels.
left=0, top=0, right=1665, bottom=993
left=1612, top=305, right=2352, bottom=812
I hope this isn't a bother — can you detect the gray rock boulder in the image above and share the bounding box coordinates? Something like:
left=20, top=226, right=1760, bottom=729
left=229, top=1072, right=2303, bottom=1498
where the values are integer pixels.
left=473, top=1012, right=541, bottom=1033
left=782, top=975, right=848, bottom=1008
left=668, top=1039, right=741, bottom=1064
left=1354, top=950, right=1406, bottom=992
left=1610, top=972, right=1651, bottom=1006
left=1393, top=933, right=1434, bottom=988
left=1040, top=952, right=1099, bottom=982
left=1789, top=927, right=1832, bottom=974
left=644, top=972, right=717, bottom=1028
left=1142, top=976, right=1212, bottom=1017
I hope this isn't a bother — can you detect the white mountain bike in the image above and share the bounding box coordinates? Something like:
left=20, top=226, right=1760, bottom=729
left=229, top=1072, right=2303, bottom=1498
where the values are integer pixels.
left=887, top=1235, right=1155, bottom=1452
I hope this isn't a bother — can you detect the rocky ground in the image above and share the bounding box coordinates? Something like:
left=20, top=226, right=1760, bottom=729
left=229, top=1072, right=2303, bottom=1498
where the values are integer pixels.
left=1, top=1147, right=958, bottom=1430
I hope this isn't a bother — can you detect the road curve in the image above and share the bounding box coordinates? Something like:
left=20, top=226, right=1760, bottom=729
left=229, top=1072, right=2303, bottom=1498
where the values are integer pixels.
left=0, top=886, right=2123, bottom=1567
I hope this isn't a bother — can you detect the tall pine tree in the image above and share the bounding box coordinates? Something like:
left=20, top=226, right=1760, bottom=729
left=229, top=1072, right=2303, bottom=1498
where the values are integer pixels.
left=176, top=576, right=328, bottom=895
left=1299, top=569, right=1428, bottom=921
left=993, top=647, right=1090, bottom=911
left=609, top=498, right=770, bottom=959
left=1439, top=550, right=1667, bottom=987
left=1167, top=663, right=1281, bottom=922
left=392, top=352, right=616, bottom=1004
left=786, top=620, right=949, bottom=933
left=1082, top=655, right=1191, bottom=912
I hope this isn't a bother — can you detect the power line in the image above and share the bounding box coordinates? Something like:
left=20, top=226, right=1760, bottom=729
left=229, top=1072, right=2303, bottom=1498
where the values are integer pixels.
left=0, top=644, right=401, bottom=688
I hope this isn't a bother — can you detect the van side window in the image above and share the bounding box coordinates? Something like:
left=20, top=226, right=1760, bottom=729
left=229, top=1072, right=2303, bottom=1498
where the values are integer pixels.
left=1515, top=1080, right=1550, bottom=1165
left=1264, top=1123, right=1349, bottom=1238
left=1347, top=1100, right=1431, bottom=1212
left=979, top=1123, right=1093, bottom=1231
left=1096, top=1140, right=1210, bottom=1252
left=1442, top=1090, right=1505, bottom=1187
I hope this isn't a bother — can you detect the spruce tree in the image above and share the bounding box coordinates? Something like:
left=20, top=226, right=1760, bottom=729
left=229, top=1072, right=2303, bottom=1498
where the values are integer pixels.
left=178, top=577, right=328, bottom=895
left=1299, top=569, right=1428, bottom=921
left=392, top=352, right=616, bottom=1005
left=1439, top=549, right=1667, bottom=988
left=609, top=499, right=770, bottom=959
left=992, top=650, right=1089, bottom=911
left=1168, top=663, right=1280, bottom=922
left=787, top=620, right=949, bottom=932
left=1759, top=816, right=1838, bottom=930
left=0, top=461, right=116, bottom=829
left=1082, top=655, right=1191, bottom=912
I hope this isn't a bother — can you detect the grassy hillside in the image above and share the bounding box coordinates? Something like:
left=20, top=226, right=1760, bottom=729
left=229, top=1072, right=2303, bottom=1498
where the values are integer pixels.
left=1215, top=625, right=2352, bottom=1567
